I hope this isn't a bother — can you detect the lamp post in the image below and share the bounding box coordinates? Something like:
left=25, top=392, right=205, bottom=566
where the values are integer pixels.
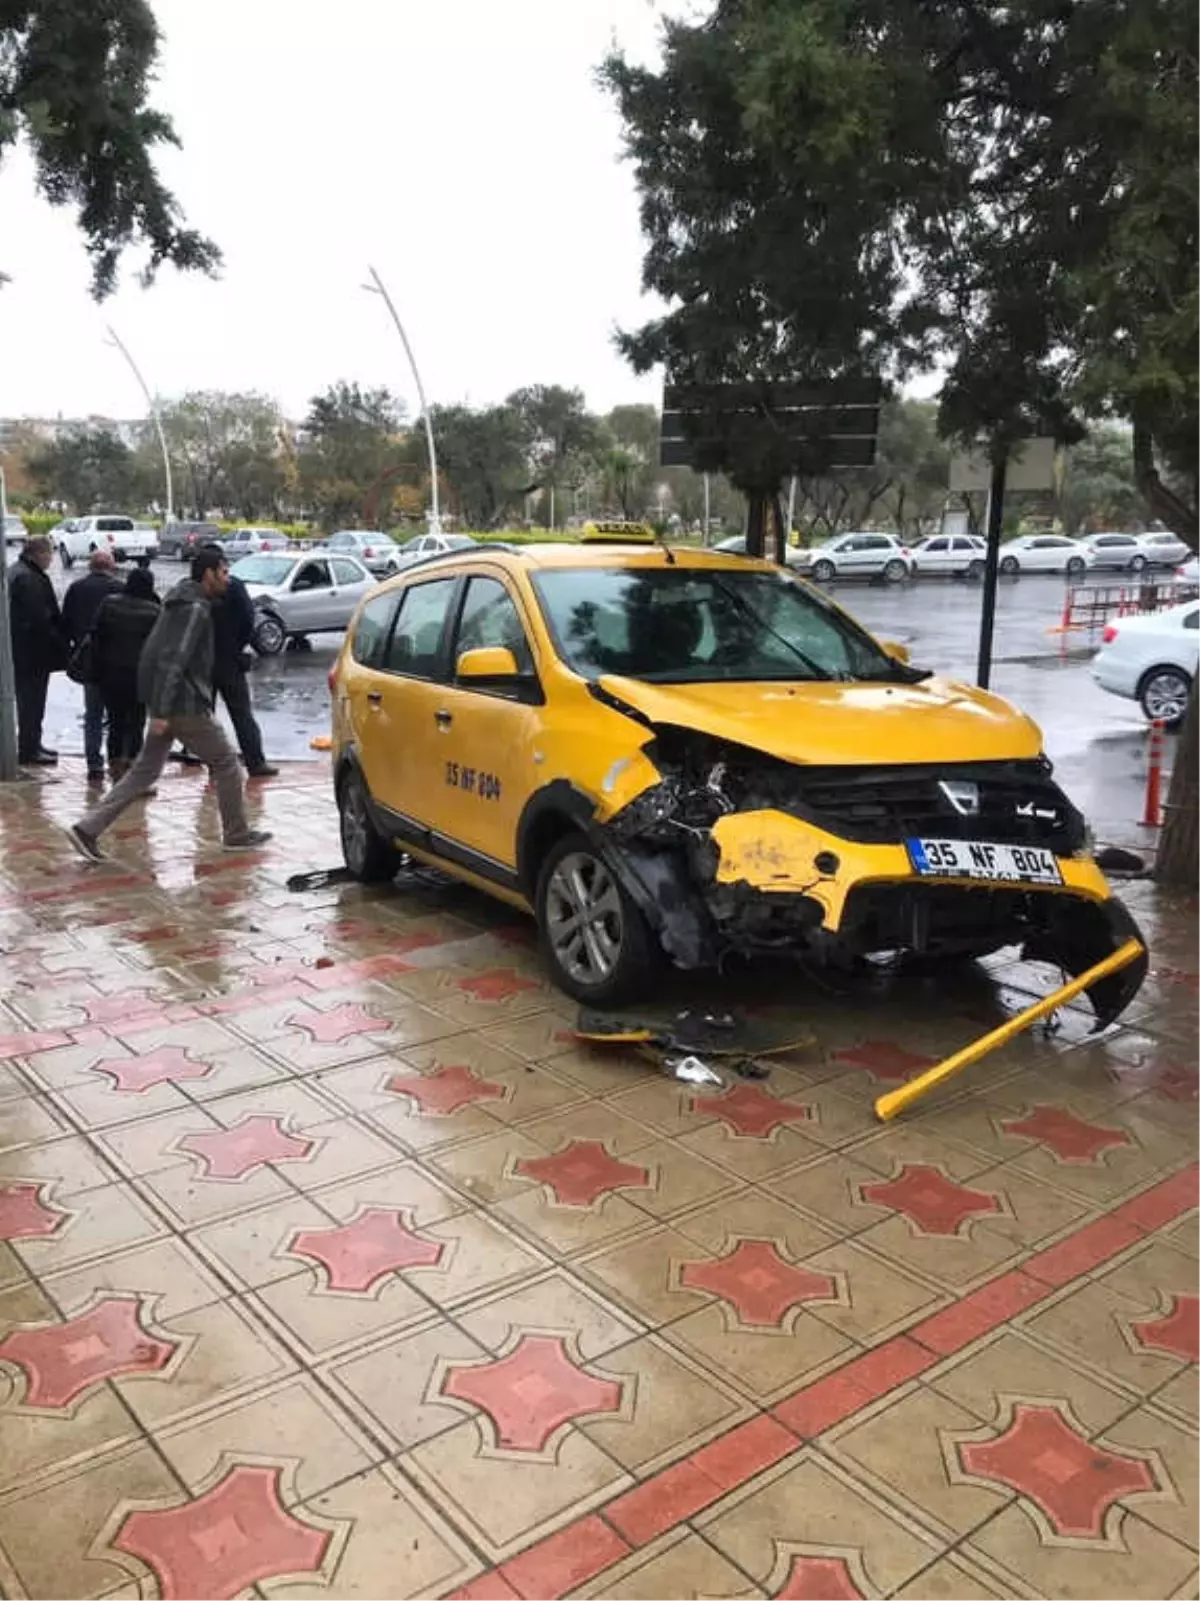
left=105, top=326, right=173, bottom=524
left=0, top=468, right=18, bottom=780
left=362, top=267, right=442, bottom=535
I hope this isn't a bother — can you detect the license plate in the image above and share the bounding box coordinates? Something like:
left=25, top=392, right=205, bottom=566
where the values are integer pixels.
left=907, top=837, right=1062, bottom=884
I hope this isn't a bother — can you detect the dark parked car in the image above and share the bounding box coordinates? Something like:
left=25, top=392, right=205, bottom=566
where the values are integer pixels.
left=158, top=521, right=223, bottom=560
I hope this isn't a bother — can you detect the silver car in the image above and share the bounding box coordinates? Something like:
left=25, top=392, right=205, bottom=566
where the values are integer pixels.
left=232, top=552, right=377, bottom=655
left=393, top=531, right=477, bottom=565
left=321, top=529, right=402, bottom=578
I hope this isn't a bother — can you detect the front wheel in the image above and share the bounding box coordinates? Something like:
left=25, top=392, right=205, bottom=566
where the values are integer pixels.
left=882, top=558, right=908, bottom=584
left=252, top=612, right=287, bottom=655
left=1129, top=554, right=1148, bottom=574
left=58, top=545, right=74, bottom=569
left=1000, top=555, right=1020, bottom=575
left=338, top=770, right=395, bottom=882
left=1139, top=666, right=1191, bottom=730
left=966, top=558, right=984, bottom=580
left=1066, top=556, right=1086, bottom=577
left=535, top=832, right=657, bottom=1005
left=811, top=558, right=836, bottom=583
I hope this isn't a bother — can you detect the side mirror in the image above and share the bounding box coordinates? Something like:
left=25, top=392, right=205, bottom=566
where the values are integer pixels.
left=882, top=639, right=911, bottom=664
left=456, top=645, right=520, bottom=681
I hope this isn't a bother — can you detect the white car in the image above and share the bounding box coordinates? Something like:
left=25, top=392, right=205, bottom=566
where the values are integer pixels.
left=393, top=531, right=477, bottom=566
left=713, top=534, right=804, bottom=566
left=223, top=527, right=291, bottom=558
left=998, top=535, right=1091, bottom=577
left=795, top=532, right=914, bottom=583
left=3, top=514, right=27, bottom=551
left=1175, top=557, right=1199, bottom=590
left=321, top=530, right=402, bottom=578
left=232, top=551, right=377, bottom=655
left=1092, top=600, right=1198, bottom=729
left=910, top=533, right=987, bottom=578
left=55, top=515, right=159, bottom=567
left=1136, top=531, right=1192, bottom=568
left=1081, top=532, right=1156, bottom=573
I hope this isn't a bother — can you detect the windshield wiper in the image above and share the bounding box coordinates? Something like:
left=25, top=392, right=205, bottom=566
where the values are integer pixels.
left=710, top=577, right=833, bottom=681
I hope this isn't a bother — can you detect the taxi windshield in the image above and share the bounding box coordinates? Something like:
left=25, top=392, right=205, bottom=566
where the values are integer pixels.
left=532, top=565, right=914, bottom=684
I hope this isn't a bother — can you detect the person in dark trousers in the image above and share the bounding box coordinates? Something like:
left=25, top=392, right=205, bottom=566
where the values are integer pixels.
left=91, top=566, right=160, bottom=778
left=8, top=535, right=67, bottom=766
left=62, top=548, right=122, bottom=781
left=67, top=548, right=272, bottom=862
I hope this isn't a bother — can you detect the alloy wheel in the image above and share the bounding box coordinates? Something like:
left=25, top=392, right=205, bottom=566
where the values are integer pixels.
left=544, top=851, right=624, bottom=986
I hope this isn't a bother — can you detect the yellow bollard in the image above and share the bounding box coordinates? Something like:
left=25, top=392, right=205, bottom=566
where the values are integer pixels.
left=874, top=938, right=1146, bottom=1122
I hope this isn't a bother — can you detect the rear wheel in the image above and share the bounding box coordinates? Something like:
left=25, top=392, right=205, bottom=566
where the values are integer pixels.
left=338, top=770, right=395, bottom=882
left=58, top=545, right=74, bottom=569
left=1138, top=666, right=1191, bottom=730
left=1066, top=556, right=1086, bottom=577
left=535, top=832, right=657, bottom=1004
left=966, top=558, right=984, bottom=579
left=883, top=558, right=908, bottom=584
left=1129, top=554, right=1148, bottom=574
left=811, top=558, right=836, bottom=582
left=1000, top=554, right=1020, bottom=575
left=252, top=612, right=287, bottom=655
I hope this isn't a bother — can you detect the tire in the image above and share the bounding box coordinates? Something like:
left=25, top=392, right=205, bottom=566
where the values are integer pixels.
left=1138, top=666, right=1191, bottom=731
left=1129, top=554, right=1147, bottom=574
left=882, top=558, right=907, bottom=584
left=966, top=558, right=984, bottom=579
left=58, top=545, right=74, bottom=569
left=1066, top=557, right=1086, bottom=577
left=1000, top=555, right=1020, bottom=575
left=252, top=612, right=287, bottom=655
left=535, top=831, right=658, bottom=1005
left=811, top=558, right=836, bottom=583
left=338, top=770, right=395, bottom=882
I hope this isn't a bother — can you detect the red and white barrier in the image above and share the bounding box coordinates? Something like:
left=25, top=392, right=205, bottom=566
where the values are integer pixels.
left=1142, top=719, right=1166, bottom=827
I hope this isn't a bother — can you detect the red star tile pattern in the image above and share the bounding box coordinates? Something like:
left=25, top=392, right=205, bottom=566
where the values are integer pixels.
left=0, top=1297, right=176, bottom=1407
left=1001, top=1105, right=1132, bottom=1164
left=833, top=1040, right=934, bottom=1082
left=957, top=1403, right=1158, bottom=1538
left=860, top=1163, right=1001, bottom=1236
left=386, top=1064, right=507, bottom=1116
left=289, top=1207, right=444, bottom=1292
left=1132, top=1295, right=1199, bottom=1363
left=694, top=1083, right=812, bottom=1139
left=441, top=1333, right=623, bottom=1452
left=113, top=1464, right=331, bottom=1599
left=178, top=1116, right=314, bottom=1180
left=92, top=1045, right=214, bottom=1095
left=1148, top=1065, right=1198, bottom=1103
left=680, top=1240, right=837, bottom=1327
left=78, top=991, right=160, bottom=1026
left=515, top=1139, right=651, bottom=1208
left=776, top=1554, right=864, bottom=1600
left=454, top=968, right=539, bottom=1002
left=0, top=1182, right=68, bottom=1239
left=284, top=1002, right=389, bottom=1043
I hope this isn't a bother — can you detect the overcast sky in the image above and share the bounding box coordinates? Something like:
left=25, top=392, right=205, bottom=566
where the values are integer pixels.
left=0, top=0, right=678, bottom=423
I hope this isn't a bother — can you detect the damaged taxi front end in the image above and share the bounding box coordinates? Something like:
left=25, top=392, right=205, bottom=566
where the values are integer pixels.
left=526, top=557, right=1146, bottom=1028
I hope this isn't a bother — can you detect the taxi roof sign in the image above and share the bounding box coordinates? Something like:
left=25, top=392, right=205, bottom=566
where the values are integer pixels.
left=580, top=521, right=657, bottom=543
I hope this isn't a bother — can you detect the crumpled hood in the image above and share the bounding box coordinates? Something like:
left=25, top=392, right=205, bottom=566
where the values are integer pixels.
left=598, top=673, right=1044, bottom=766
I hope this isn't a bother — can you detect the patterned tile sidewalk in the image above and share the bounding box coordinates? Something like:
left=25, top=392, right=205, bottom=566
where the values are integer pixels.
left=0, top=760, right=1195, bottom=1600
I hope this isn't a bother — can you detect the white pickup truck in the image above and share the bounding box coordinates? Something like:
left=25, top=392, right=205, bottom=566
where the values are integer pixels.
left=53, top=516, right=159, bottom=567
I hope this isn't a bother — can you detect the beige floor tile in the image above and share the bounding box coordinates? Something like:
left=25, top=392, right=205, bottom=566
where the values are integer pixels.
left=311, top=1055, right=407, bottom=1117
left=520, top=1101, right=659, bottom=1157
left=179, top=1042, right=288, bottom=1100
left=891, top=1552, right=1008, bottom=1598
left=138, top=1153, right=294, bottom=1226
left=154, top=1373, right=378, bottom=1504
left=0, top=1440, right=179, bottom=1600
left=604, top=1077, right=718, bottom=1139
left=930, top=1330, right=1138, bottom=1432
left=1095, top=1240, right=1200, bottom=1306
left=42, top=1236, right=228, bottom=1321
left=662, top=1302, right=853, bottom=1402
left=582, top=1333, right=749, bottom=1472
left=852, top=1211, right=1021, bottom=1291
left=0, top=1133, right=117, bottom=1197
left=269, top=1116, right=403, bottom=1192
left=1153, top=1368, right=1199, bottom=1428
left=498, top=1184, right=655, bottom=1257
left=576, top=1225, right=716, bottom=1327
left=251, top=1266, right=433, bottom=1362
left=573, top=1529, right=764, bottom=1599
left=403, top=1414, right=630, bottom=1561
left=771, top=1151, right=896, bottom=1236
left=323, top=1319, right=490, bottom=1450
left=13, top=1181, right=167, bottom=1274
left=784, top=1080, right=873, bottom=1149
left=849, top=1124, right=1000, bottom=1182
left=966, top=1504, right=1195, bottom=1599
left=113, top=1294, right=295, bottom=1428
left=425, top=1126, right=550, bottom=1201
left=677, top=1117, right=826, bottom=1180
left=698, top=1453, right=941, bottom=1596
left=1103, top=1404, right=1198, bottom=1552
left=457, top=1268, right=644, bottom=1359
left=204, top=1079, right=340, bottom=1129
left=94, top=1103, right=223, bottom=1177
left=969, top=1163, right=1092, bottom=1249
left=1024, top=1277, right=1193, bottom=1397
left=189, top=1191, right=334, bottom=1290
left=804, top=1238, right=943, bottom=1343
left=305, top=1161, right=465, bottom=1227
left=674, top=1191, right=841, bottom=1261
left=627, top=1139, right=741, bottom=1220
left=0, top=1095, right=72, bottom=1152
left=416, top=1210, right=550, bottom=1309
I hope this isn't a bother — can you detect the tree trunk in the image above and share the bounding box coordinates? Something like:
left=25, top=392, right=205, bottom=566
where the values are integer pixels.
left=746, top=492, right=768, bottom=557
left=1155, top=694, right=1198, bottom=887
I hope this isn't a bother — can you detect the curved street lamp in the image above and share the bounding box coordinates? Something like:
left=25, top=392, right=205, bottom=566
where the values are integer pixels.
left=105, top=325, right=174, bottom=524
left=362, top=267, right=442, bottom=535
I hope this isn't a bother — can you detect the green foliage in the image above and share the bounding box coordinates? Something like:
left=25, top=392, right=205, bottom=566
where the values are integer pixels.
left=25, top=426, right=145, bottom=513
left=298, top=382, right=408, bottom=532
left=430, top=403, right=533, bottom=529
left=1, top=0, right=219, bottom=295
left=1059, top=427, right=1142, bottom=534
left=154, top=391, right=288, bottom=520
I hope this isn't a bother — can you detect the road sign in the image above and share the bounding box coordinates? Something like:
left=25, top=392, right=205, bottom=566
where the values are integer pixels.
left=660, top=380, right=882, bottom=475
left=949, top=437, right=1058, bottom=493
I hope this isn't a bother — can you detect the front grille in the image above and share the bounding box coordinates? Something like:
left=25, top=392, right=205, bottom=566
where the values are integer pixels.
left=786, top=760, right=1085, bottom=853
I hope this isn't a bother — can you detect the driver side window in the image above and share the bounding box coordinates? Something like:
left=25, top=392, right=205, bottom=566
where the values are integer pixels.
left=293, top=560, right=331, bottom=591
left=455, top=577, right=534, bottom=677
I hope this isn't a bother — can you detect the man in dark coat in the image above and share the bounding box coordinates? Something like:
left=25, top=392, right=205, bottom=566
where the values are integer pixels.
left=211, top=562, right=277, bottom=778
left=8, top=535, right=67, bottom=765
left=62, top=548, right=122, bottom=780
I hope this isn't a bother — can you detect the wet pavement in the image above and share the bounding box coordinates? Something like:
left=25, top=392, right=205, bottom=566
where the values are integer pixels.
left=0, top=757, right=1194, bottom=1599
left=41, top=561, right=1170, bottom=857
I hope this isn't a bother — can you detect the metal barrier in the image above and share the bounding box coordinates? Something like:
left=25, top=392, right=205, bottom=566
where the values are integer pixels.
left=1049, top=578, right=1196, bottom=645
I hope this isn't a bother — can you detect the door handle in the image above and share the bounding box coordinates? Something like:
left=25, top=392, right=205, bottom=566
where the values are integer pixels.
left=367, top=691, right=383, bottom=706
left=434, top=709, right=453, bottom=729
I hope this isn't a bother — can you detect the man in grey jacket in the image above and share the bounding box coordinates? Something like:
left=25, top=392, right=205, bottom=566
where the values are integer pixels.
left=67, top=548, right=272, bottom=862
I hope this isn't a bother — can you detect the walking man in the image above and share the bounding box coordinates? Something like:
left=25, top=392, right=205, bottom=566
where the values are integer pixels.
left=8, top=535, right=67, bottom=766
left=62, top=548, right=122, bottom=781
left=67, top=548, right=272, bottom=862
left=204, top=543, right=278, bottom=777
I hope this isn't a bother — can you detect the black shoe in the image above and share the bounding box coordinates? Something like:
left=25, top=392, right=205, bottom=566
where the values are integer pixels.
left=67, top=825, right=106, bottom=863
left=21, top=752, right=58, bottom=767
left=246, top=763, right=279, bottom=779
left=223, top=829, right=273, bottom=851
left=38, top=746, right=58, bottom=761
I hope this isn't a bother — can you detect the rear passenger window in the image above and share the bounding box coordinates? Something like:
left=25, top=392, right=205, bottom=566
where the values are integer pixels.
left=383, top=578, right=458, bottom=678
left=332, top=559, right=364, bottom=586
left=351, top=593, right=401, bottom=667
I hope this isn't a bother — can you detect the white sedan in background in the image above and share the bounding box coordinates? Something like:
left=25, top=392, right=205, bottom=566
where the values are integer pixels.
left=1137, top=530, right=1192, bottom=568
left=910, top=534, right=987, bottom=577
left=998, top=535, right=1091, bottom=577
left=795, top=532, right=915, bottom=583
left=1092, top=600, right=1198, bottom=728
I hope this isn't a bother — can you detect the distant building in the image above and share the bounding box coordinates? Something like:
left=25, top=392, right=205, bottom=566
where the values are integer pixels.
left=0, top=415, right=144, bottom=449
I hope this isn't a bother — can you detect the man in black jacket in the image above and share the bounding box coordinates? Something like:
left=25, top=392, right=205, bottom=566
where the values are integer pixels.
left=8, top=536, right=67, bottom=766
left=67, top=548, right=272, bottom=862
left=173, top=551, right=277, bottom=778
left=62, top=548, right=122, bottom=780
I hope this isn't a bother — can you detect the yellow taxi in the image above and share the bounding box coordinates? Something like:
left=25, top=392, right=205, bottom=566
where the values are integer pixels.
left=329, top=539, right=1145, bottom=1020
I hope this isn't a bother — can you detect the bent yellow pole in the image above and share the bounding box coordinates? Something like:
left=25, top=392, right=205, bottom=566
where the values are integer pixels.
left=874, top=937, right=1146, bottom=1122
